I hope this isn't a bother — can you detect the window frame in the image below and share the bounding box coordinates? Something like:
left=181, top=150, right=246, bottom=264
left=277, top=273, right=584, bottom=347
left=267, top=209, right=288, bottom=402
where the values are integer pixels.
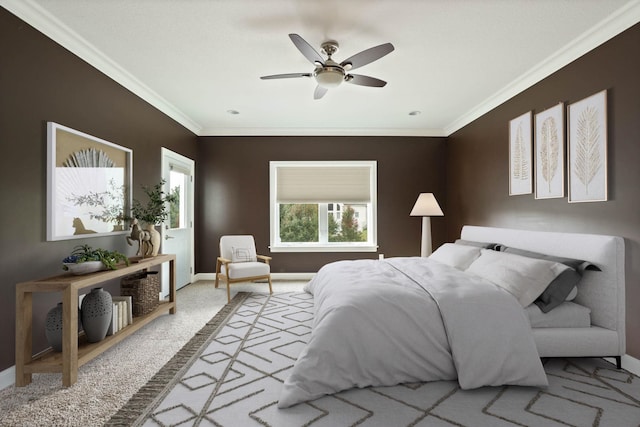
left=269, top=160, right=378, bottom=253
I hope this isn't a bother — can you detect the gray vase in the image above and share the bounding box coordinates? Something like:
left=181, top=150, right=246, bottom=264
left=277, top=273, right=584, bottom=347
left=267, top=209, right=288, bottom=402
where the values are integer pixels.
left=81, top=288, right=112, bottom=343
left=45, top=303, right=64, bottom=352
left=45, top=303, right=82, bottom=352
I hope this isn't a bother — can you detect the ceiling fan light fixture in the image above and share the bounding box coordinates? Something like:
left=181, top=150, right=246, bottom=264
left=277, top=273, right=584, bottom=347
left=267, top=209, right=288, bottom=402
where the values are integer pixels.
left=315, top=67, right=345, bottom=89
left=261, top=34, right=394, bottom=98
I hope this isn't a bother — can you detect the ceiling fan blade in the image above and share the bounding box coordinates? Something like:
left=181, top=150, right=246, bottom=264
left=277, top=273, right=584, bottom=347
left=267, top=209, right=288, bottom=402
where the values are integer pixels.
left=289, top=34, right=325, bottom=66
left=340, top=43, right=394, bottom=71
left=346, top=74, right=387, bottom=87
left=314, top=86, right=328, bottom=100
left=260, top=73, right=312, bottom=80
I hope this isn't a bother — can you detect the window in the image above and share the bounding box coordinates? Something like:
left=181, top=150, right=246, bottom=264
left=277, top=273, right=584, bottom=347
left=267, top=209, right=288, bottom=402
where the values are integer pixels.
left=270, top=161, right=377, bottom=252
left=168, top=169, right=187, bottom=229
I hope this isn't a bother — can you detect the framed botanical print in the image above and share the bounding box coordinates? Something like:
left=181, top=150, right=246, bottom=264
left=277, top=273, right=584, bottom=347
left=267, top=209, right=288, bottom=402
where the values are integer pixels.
left=567, top=90, right=607, bottom=203
left=534, top=103, right=565, bottom=199
left=47, top=122, right=133, bottom=241
left=509, top=111, right=533, bottom=195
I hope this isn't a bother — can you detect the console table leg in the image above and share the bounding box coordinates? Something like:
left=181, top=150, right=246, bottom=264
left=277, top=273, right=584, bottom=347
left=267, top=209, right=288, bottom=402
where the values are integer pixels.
left=62, top=286, right=79, bottom=387
left=169, top=259, right=177, bottom=314
left=15, top=290, right=33, bottom=386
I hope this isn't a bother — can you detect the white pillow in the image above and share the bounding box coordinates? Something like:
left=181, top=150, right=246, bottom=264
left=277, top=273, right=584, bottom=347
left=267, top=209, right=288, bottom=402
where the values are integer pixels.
left=231, top=246, right=257, bottom=263
left=465, top=249, right=569, bottom=307
left=429, top=243, right=481, bottom=270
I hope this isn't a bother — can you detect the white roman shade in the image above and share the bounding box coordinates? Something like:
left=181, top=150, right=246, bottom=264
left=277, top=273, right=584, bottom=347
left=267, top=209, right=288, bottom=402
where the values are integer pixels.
left=274, top=162, right=375, bottom=204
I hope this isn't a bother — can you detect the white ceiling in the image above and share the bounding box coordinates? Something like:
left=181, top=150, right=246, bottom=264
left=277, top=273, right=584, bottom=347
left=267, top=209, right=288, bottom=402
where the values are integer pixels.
left=4, top=0, right=639, bottom=137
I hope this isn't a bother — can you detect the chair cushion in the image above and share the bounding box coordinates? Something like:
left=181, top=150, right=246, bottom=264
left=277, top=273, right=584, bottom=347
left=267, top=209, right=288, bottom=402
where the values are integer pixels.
left=231, top=245, right=257, bottom=263
left=220, top=235, right=257, bottom=261
left=223, top=261, right=270, bottom=279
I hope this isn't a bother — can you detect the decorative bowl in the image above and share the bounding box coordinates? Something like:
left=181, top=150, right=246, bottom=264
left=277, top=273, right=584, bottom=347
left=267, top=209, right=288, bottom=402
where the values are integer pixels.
left=64, top=261, right=105, bottom=275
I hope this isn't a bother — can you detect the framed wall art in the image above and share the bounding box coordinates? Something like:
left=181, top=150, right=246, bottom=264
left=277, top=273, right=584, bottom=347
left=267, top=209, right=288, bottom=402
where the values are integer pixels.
left=534, top=103, right=565, bottom=199
left=509, top=111, right=533, bottom=195
left=567, top=90, right=607, bottom=203
left=47, top=122, right=133, bottom=241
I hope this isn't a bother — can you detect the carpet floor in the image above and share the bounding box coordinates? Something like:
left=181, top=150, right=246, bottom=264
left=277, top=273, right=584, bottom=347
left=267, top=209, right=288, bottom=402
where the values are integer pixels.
left=2, top=283, right=639, bottom=427
left=0, top=280, right=302, bottom=427
left=109, top=292, right=640, bottom=427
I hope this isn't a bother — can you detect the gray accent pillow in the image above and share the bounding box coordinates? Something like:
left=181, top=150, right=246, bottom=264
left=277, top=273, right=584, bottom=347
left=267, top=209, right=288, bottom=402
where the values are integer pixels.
left=498, top=246, right=598, bottom=313
left=534, top=268, right=582, bottom=313
left=454, top=239, right=502, bottom=250
left=501, top=247, right=601, bottom=272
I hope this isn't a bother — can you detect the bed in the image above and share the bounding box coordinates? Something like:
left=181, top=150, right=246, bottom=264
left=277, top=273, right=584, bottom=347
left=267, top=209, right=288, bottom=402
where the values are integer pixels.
left=461, top=225, right=625, bottom=363
left=278, top=225, right=626, bottom=408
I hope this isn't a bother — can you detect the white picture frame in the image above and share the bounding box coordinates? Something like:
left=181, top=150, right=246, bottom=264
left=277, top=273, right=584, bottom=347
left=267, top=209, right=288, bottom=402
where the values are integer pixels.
left=509, top=111, right=533, bottom=195
left=47, top=122, right=133, bottom=241
left=534, top=103, right=565, bottom=199
left=567, top=90, right=607, bottom=203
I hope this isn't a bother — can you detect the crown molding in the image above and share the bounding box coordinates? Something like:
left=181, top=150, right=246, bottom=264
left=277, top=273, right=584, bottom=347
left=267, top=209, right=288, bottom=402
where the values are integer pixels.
left=3, top=0, right=638, bottom=138
left=198, top=126, right=448, bottom=137
left=444, top=0, right=640, bottom=136
left=2, top=0, right=203, bottom=135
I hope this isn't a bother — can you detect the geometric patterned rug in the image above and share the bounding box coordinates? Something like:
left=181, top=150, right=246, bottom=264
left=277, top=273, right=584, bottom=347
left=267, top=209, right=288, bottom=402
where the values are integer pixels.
left=108, top=292, right=640, bottom=427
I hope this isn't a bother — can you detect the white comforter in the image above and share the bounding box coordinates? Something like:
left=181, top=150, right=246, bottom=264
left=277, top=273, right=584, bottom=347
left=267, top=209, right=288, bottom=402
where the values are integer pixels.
left=278, top=257, right=548, bottom=408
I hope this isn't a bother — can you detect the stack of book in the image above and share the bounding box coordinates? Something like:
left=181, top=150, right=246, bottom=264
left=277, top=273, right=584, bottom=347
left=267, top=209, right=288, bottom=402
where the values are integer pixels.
left=107, top=296, right=133, bottom=336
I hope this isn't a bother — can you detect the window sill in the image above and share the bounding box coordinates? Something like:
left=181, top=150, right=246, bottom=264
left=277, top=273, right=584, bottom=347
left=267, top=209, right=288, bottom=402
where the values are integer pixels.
left=270, top=245, right=378, bottom=253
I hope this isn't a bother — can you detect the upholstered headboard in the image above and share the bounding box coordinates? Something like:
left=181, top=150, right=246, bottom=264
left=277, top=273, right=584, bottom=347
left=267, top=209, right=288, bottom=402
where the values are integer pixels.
left=460, top=225, right=625, bottom=352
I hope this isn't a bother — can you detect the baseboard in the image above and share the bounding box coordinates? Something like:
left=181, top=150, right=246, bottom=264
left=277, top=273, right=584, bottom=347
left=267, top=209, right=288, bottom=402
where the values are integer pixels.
left=0, top=365, right=15, bottom=391
left=622, top=354, right=640, bottom=376
left=194, top=272, right=315, bottom=282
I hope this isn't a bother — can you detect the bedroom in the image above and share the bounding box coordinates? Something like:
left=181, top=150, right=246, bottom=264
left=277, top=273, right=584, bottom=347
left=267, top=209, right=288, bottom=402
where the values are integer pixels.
left=0, top=0, right=639, bottom=416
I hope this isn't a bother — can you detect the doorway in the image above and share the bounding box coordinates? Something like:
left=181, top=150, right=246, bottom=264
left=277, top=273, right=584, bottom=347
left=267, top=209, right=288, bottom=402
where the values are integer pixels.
left=161, top=148, right=195, bottom=294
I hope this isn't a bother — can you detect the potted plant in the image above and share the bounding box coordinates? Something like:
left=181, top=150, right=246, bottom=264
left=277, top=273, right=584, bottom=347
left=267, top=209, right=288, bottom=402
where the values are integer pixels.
left=129, top=180, right=178, bottom=256
left=63, top=244, right=130, bottom=275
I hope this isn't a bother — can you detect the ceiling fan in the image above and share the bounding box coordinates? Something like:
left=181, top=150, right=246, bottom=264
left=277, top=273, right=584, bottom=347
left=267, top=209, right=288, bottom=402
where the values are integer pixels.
left=260, top=33, right=394, bottom=100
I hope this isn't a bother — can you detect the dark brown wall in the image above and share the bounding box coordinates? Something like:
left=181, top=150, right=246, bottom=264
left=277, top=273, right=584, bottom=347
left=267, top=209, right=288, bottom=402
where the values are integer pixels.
left=446, top=23, right=640, bottom=358
left=0, top=9, right=198, bottom=371
left=195, top=136, right=447, bottom=273
left=2, top=5, right=638, bottom=377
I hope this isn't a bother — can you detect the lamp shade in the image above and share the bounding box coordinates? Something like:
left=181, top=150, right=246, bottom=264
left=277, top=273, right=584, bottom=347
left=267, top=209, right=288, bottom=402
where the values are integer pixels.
left=410, top=193, right=444, bottom=217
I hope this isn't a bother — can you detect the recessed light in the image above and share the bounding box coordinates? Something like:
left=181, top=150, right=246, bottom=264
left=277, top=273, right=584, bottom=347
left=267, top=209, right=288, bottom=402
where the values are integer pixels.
left=227, top=109, right=240, bottom=115
left=409, top=110, right=421, bottom=116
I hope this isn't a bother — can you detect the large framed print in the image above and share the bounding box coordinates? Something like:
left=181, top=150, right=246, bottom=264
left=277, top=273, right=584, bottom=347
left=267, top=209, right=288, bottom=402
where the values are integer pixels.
left=567, top=90, right=607, bottom=203
left=534, top=103, right=565, bottom=199
left=47, top=122, right=133, bottom=241
left=509, top=111, right=533, bottom=195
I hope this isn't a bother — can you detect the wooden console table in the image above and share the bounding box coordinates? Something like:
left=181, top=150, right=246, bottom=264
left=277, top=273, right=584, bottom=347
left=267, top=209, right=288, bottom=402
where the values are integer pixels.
left=15, top=254, right=176, bottom=387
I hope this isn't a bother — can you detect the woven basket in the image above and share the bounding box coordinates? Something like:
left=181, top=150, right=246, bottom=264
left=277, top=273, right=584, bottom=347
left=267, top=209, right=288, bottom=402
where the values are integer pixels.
left=120, top=272, right=160, bottom=317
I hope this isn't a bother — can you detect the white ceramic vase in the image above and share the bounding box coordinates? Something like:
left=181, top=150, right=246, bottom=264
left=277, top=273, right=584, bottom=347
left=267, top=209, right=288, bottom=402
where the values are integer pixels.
left=145, top=224, right=161, bottom=257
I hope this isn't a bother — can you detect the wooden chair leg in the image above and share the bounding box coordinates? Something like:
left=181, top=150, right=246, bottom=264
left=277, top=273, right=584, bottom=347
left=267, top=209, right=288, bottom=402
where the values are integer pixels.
left=226, top=282, right=231, bottom=303
left=214, top=259, right=221, bottom=289
left=267, top=276, right=273, bottom=295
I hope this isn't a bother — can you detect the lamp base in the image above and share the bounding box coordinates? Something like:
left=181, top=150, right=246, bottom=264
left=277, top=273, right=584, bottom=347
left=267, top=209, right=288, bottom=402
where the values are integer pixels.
left=420, top=216, right=433, bottom=257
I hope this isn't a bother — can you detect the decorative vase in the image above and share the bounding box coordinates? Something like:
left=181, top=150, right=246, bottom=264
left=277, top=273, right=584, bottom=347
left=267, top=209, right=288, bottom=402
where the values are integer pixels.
left=45, top=303, right=82, bottom=352
left=81, top=287, right=113, bottom=343
left=145, top=224, right=161, bottom=257
left=64, top=261, right=104, bottom=275
left=45, top=303, right=63, bottom=352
